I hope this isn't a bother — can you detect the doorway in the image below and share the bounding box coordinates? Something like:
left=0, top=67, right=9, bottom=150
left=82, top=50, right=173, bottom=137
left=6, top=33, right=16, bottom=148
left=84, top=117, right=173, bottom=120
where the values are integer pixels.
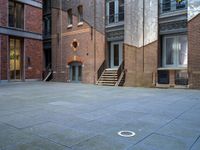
left=69, top=62, right=82, bottom=82
left=110, top=41, right=123, bottom=68
left=9, top=38, right=23, bottom=81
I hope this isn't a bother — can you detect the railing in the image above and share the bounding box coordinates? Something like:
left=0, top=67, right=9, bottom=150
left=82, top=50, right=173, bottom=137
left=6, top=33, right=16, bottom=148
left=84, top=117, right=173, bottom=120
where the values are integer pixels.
left=117, top=61, right=124, bottom=79
left=115, top=61, right=125, bottom=86
left=106, top=13, right=124, bottom=25
left=43, top=63, right=53, bottom=81
left=97, top=60, right=106, bottom=80
left=160, top=0, right=187, bottom=14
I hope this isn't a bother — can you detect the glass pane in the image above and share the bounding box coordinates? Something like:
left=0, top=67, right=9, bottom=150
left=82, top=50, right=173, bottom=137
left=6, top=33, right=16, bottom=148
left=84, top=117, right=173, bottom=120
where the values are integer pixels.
left=15, top=39, right=21, bottom=79
left=109, top=2, right=115, bottom=23
left=78, top=66, right=82, bottom=81
left=10, top=39, right=15, bottom=79
left=9, top=1, right=14, bottom=27
left=165, top=38, right=174, bottom=65
left=72, top=66, right=76, bottom=81
left=176, top=0, right=186, bottom=9
left=68, top=9, right=72, bottom=24
left=16, top=3, right=24, bottom=29
left=114, top=44, right=119, bottom=66
left=178, top=36, right=188, bottom=66
left=119, top=0, right=124, bottom=21
left=78, top=6, right=83, bottom=22
left=162, top=0, right=171, bottom=12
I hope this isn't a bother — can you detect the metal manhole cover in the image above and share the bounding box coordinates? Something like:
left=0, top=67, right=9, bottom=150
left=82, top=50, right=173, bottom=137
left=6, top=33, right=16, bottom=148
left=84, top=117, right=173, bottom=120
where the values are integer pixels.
left=118, top=131, right=136, bottom=137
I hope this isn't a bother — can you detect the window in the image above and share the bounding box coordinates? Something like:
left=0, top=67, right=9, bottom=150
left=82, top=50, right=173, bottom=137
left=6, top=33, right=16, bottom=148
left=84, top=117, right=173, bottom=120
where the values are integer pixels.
left=78, top=5, right=83, bottom=23
left=106, top=0, right=124, bottom=24
left=9, top=0, right=24, bottom=29
left=108, top=1, right=115, bottom=24
left=118, top=0, right=124, bottom=22
left=162, top=35, right=188, bottom=68
left=43, top=17, right=51, bottom=36
left=67, top=9, right=73, bottom=25
left=161, top=0, right=186, bottom=13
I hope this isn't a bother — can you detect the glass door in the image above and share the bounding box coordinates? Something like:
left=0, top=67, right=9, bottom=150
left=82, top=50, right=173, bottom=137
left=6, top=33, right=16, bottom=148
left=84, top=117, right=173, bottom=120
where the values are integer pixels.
left=110, top=42, right=123, bottom=68
left=10, top=38, right=22, bottom=80
left=69, top=62, right=82, bottom=82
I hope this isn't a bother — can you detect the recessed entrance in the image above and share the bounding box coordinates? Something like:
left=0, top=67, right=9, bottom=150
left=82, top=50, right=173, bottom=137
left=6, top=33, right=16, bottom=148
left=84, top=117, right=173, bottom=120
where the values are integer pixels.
left=69, top=62, right=82, bottom=82
left=110, top=41, right=123, bottom=68
left=9, top=38, right=23, bottom=81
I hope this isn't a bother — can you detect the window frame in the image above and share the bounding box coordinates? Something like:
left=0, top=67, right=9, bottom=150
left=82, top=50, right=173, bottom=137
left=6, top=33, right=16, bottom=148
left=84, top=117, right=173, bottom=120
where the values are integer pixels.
left=162, top=34, right=188, bottom=68
left=67, top=9, right=73, bottom=26
left=77, top=5, right=83, bottom=23
left=9, top=0, right=24, bottom=29
left=106, top=0, right=124, bottom=25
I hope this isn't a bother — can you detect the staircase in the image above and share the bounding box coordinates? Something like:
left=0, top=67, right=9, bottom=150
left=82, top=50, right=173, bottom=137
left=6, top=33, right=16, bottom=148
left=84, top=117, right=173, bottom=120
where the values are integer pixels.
left=97, top=61, right=125, bottom=86
left=97, top=69, right=118, bottom=86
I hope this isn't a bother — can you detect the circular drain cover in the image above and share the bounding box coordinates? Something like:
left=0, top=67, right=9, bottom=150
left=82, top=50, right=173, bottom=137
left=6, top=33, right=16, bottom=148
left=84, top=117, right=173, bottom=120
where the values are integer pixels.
left=118, top=131, right=136, bottom=137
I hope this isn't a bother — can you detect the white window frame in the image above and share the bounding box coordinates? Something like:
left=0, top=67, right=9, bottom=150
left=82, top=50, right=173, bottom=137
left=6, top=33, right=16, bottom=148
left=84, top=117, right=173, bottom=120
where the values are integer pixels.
left=162, top=35, right=188, bottom=68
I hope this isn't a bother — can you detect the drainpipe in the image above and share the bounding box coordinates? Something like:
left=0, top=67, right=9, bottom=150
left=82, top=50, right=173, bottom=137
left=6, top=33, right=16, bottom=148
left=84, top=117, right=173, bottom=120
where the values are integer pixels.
left=0, top=35, right=1, bottom=82
left=60, top=0, right=63, bottom=74
left=93, top=0, right=97, bottom=84
left=142, top=0, right=145, bottom=73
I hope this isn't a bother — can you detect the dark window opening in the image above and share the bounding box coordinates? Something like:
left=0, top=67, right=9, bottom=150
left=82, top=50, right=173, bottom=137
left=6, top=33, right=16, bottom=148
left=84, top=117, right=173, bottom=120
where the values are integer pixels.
left=78, top=5, right=83, bottom=22
left=67, top=9, right=73, bottom=25
left=158, top=70, right=169, bottom=84
left=9, top=0, right=24, bottom=29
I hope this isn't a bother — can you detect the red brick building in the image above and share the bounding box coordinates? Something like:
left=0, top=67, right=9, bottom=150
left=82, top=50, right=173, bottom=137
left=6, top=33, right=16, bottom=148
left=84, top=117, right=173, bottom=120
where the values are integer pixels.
left=48, top=0, right=200, bottom=89
left=0, top=0, right=43, bottom=82
left=51, top=0, right=105, bottom=83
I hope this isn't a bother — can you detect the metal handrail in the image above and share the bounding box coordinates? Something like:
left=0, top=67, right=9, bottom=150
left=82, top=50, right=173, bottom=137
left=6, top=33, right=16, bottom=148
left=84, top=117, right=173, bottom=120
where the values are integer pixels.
left=97, top=60, right=106, bottom=80
left=115, top=61, right=125, bottom=86
left=117, top=61, right=124, bottom=80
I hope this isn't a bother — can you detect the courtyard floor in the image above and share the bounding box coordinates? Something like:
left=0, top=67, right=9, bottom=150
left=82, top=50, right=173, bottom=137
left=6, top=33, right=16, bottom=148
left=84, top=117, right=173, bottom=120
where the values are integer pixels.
left=0, top=82, right=200, bottom=150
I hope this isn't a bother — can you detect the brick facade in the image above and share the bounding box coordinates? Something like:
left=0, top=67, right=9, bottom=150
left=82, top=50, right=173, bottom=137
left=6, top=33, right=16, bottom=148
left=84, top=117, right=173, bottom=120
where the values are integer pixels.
left=51, top=1, right=105, bottom=83
left=188, top=14, right=200, bottom=89
left=124, top=41, right=158, bottom=87
left=0, top=0, right=43, bottom=82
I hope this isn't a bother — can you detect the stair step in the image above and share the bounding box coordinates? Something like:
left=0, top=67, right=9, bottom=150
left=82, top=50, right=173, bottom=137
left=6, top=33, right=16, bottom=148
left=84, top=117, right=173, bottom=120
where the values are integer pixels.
left=98, top=83, right=115, bottom=86
left=99, top=78, right=118, bottom=81
left=98, top=80, right=116, bottom=83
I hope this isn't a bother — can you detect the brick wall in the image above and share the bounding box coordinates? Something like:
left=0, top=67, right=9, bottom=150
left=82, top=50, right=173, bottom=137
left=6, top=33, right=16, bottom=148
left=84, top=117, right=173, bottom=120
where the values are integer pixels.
left=25, top=39, right=43, bottom=80
left=0, top=35, right=8, bottom=80
left=124, top=41, right=158, bottom=87
left=25, top=5, right=43, bottom=33
left=0, top=0, right=8, bottom=26
left=51, top=8, right=105, bottom=83
left=188, top=14, right=200, bottom=89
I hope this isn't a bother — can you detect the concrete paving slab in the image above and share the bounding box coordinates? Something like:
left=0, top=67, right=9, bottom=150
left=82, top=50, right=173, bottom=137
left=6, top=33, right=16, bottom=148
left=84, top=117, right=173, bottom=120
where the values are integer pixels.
left=0, top=82, right=200, bottom=150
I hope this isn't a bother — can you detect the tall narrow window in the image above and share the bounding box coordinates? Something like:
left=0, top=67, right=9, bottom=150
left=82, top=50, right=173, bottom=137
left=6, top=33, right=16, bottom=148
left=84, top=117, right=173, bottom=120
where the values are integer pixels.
left=9, top=0, right=24, bottom=29
left=118, top=0, right=124, bottom=21
left=162, top=0, right=171, bottom=12
left=109, top=1, right=115, bottom=23
left=78, top=5, right=83, bottom=23
left=67, top=9, right=73, bottom=25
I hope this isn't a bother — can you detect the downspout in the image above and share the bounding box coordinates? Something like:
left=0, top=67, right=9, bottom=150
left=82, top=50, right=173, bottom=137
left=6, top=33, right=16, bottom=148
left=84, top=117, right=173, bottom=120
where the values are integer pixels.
left=93, top=0, right=97, bottom=84
left=0, top=35, right=1, bottom=82
left=60, top=0, right=63, bottom=74
left=143, top=0, right=145, bottom=73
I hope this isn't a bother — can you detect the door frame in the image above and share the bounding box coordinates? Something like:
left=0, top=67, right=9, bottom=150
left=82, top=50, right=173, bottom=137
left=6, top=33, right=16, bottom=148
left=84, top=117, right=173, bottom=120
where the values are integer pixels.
left=9, top=37, right=24, bottom=81
left=110, top=41, right=123, bottom=68
left=69, top=62, right=82, bottom=83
